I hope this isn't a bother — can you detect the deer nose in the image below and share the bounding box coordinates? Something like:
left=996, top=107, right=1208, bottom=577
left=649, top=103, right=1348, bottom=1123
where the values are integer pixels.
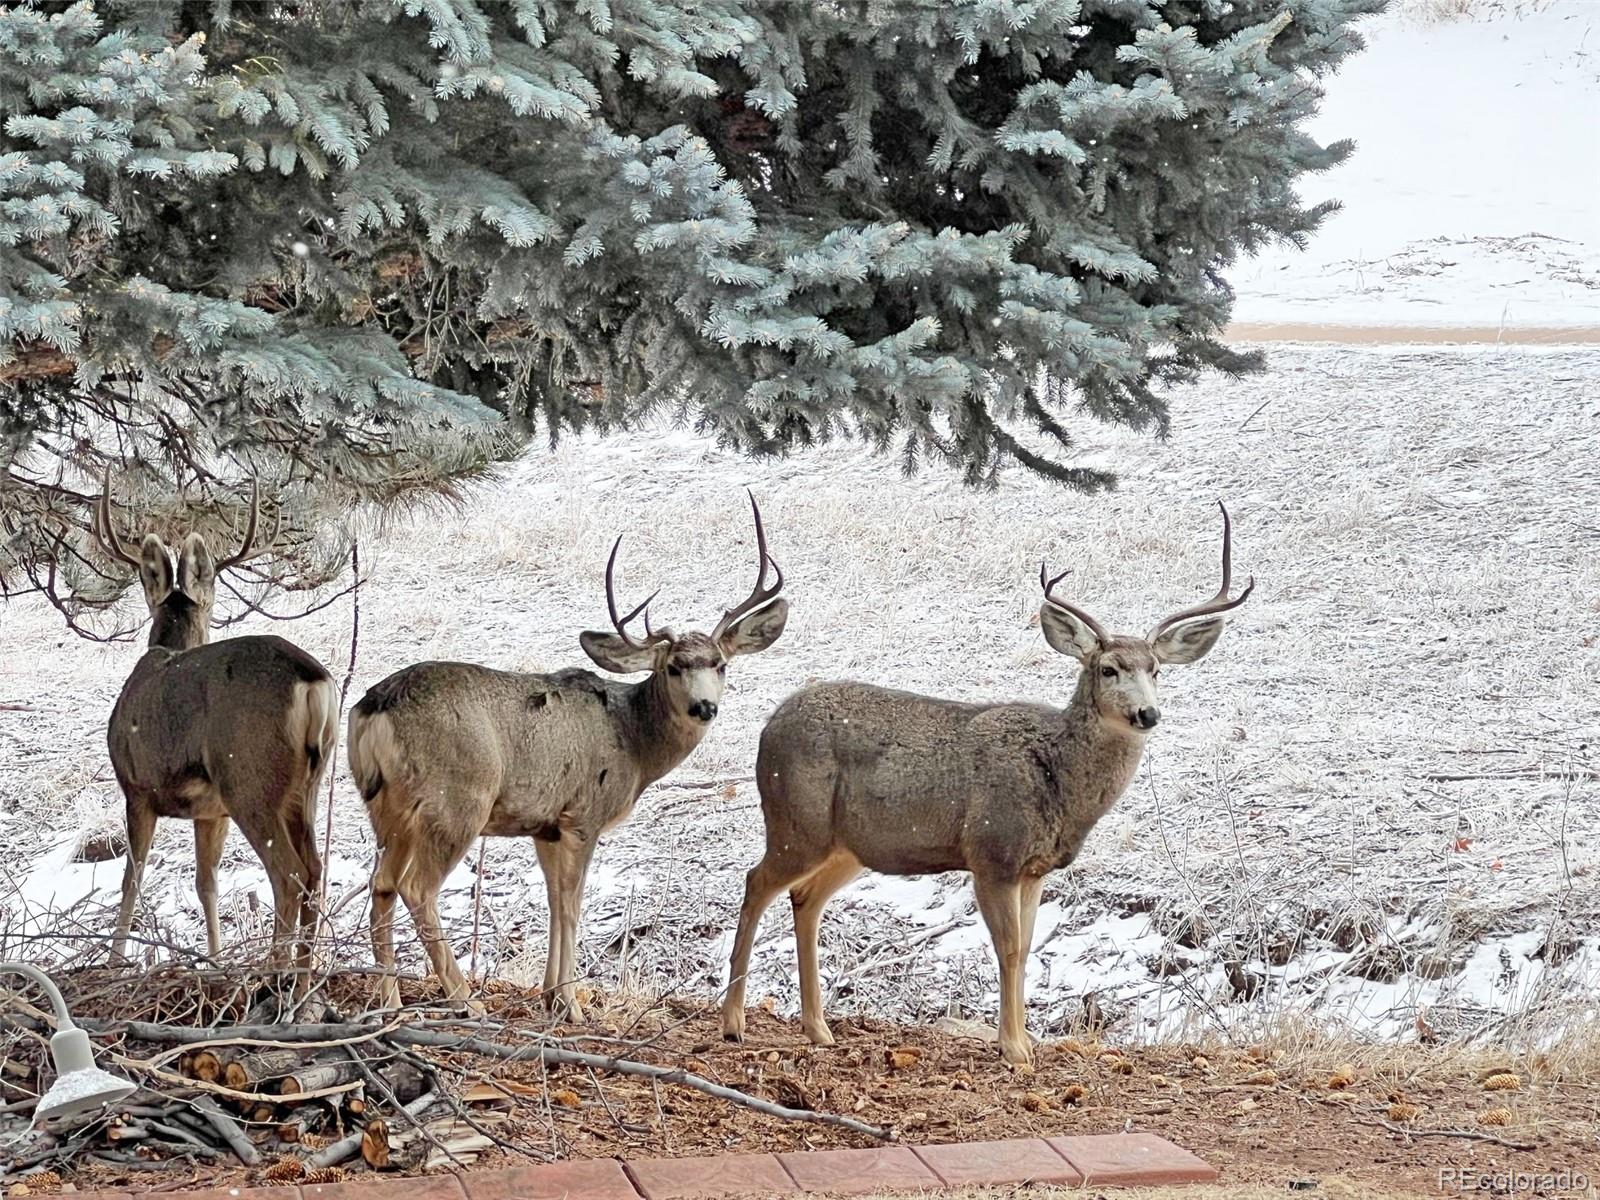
left=1134, top=706, right=1160, bottom=730
left=687, top=699, right=718, bottom=723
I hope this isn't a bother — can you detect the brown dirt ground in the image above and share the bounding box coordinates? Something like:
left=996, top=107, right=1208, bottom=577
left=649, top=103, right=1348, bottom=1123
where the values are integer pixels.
left=27, top=974, right=1600, bottom=1196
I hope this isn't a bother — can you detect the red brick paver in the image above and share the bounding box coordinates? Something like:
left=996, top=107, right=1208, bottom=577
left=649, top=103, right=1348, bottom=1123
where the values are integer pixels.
left=467, top=1159, right=641, bottom=1200
left=1048, top=1132, right=1220, bottom=1186
left=777, top=1146, right=940, bottom=1194
left=68, top=1132, right=1217, bottom=1200
left=911, top=1137, right=1084, bottom=1187
left=303, top=1175, right=468, bottom=1200
left=625, top=1152, right=796, bottom=1199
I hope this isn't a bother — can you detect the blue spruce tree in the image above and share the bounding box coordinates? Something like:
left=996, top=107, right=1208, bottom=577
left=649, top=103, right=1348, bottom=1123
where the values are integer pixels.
left=2, top=0, right=1380, bottom=624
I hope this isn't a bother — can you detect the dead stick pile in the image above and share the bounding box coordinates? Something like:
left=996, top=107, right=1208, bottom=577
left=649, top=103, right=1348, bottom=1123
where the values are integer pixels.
left=1, top=1011, right=890, bottom=1183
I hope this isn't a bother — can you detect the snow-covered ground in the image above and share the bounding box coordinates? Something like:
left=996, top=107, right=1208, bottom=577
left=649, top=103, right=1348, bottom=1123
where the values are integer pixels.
left=2, top=1, right=1598, bottom=1050
left=3, top=343, right=1597, bottom=1045
left=1232, top=0, right=1600, bottom=332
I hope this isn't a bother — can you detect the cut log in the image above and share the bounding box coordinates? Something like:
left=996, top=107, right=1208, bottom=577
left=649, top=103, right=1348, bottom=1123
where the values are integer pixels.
left=280, top=1060, right=359, bottom=1097
left=187, top=1050, right=223, bottom=1083
left=223, top=1060, right=250, bottom=1093
left=360, top=1119, right=391, bottom=1170
left=232, top=1048, right=305, bottom=1088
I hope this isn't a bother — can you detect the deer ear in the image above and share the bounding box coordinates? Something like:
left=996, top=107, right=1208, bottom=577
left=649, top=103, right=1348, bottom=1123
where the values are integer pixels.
left=1039, top=603, right=1099, bottom=662
left=719, top=598, right=787, bottom=658
left=1152, top=615, right=1226, bottom=665
left=580, top=631, right=663, bottom=675
left=138, top=535, right=174, bottom=611
left=177, top=533, right=216, bottom=603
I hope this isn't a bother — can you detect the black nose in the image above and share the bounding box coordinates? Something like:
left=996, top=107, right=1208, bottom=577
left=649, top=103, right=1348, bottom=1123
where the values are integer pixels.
left=687, top=700, right=718, bottom=723
left=1135, top=706, right=1160, bottom=730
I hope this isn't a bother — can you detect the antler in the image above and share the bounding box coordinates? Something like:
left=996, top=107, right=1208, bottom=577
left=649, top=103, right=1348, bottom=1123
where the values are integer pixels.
left=1144, top=501, right=1256, bottom=643
left=710, top=491, right=785, bottom=645
left=604, top=535, right=673, bottom=652
left=1039, top=561, right=1109, bottom=645
left=214, top=476, right=274, bottom=570
left=92, top=469, right=141, bottom=568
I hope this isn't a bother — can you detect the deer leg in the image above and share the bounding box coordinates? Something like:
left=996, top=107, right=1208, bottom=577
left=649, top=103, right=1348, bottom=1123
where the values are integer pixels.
left=540, top=836, right=595, bottom=1021
left=370, top=847, right=406, bottom=1011
left=283, top=813, right=322, bottom=981
left=791, top=852, right=862, bottom=1048
left=112, top=800, right=157, bottom=965
left=396, top=839, right=478, bottom=1012
left=1020, top=875, right=1045, bottom=959
left=532, top=838, right=566, bottom=1005
left=193, top=816, right=230, bottom=958
left=721, top=852, right=813, bottom=1042
left=973, top=875, right=1031, bottom=1067
left=257, top=828, right=312, bottom=981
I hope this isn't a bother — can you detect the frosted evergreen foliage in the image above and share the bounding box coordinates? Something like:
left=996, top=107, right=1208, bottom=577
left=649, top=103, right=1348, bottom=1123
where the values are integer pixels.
left=1, top=0, right=1380, bottom=623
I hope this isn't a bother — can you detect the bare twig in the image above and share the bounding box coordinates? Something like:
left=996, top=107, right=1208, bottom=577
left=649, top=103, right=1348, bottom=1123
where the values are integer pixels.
left=387, top=1028, right=893, bottom=1140
left=1357, top=1118, right=1537, bottom=1152
left=320, top=540, right=361, bottom=917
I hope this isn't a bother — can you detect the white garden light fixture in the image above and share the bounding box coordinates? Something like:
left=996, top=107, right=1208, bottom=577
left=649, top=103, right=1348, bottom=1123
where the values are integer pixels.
left=1, top=962, right=138, bottom=1123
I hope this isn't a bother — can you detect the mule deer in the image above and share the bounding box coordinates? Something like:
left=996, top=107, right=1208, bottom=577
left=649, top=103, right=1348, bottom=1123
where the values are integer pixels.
left=722, top=504, right=1253, bottom=1065
left=96, top=475, right=337, bottom=975
left=350, top=494, right=788, bottom=1014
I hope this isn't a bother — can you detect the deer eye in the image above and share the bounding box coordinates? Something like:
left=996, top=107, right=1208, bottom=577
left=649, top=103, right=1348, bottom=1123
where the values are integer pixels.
left=667, top=665, right=682, bottom=678
left=717, top=663, right=727, bottom=675
left=1099, top=665, right=1117, bottom=679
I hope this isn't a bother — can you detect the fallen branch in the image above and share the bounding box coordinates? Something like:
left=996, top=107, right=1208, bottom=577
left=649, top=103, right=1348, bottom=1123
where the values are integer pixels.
left=307, top=1090, right=438, bottom=1169
left=390, top=1028, right=893, bottom=1141
left=1358, top=1118, right=1537, bottom=1152
left=192, top=1097, right=259, bottom=1166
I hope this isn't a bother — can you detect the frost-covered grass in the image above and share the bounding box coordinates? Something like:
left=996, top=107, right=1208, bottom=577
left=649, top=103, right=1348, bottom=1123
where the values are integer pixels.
left=2, top=343, right=1597, bottom=1051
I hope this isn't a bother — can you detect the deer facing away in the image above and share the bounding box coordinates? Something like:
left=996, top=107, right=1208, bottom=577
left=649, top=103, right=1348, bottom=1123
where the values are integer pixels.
left=722, top=504, right=1253, bottom=1066
left=96, top=477, right=337, bottom=973
left=349, top=495, right=788, bottom=1014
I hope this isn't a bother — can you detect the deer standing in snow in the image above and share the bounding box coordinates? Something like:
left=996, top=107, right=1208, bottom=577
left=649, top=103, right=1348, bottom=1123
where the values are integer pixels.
left=722, top=504, right=1253, bottom=1066
left=349, top=495, right=788, bottom=1014
left=97, top=475, right=337, bottom=975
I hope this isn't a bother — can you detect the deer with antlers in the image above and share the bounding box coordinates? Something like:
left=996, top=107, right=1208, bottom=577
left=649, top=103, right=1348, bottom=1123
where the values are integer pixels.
left=95, top=474, right=338, bottom=975
left=722, top=504, right=1254, bottom=1066
left=350, top=494, right=789, bottom=1014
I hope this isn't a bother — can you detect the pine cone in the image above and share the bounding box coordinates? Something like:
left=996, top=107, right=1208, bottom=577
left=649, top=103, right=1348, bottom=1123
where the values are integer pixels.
left=264, top=1157, right=306, bottom=1183
left=1387, top=1101, right=1422, bottom=1123
left=300, top=1167, right=348, bottom=1185
left=1483, top=1073, right=1522, bottom=1091
left=1479, top=1107, right=1513, bottom=1126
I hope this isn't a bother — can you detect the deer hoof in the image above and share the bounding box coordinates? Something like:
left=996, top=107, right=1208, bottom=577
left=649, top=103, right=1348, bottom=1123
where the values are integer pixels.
left=802, top=1021, right=835, bottom=1047
left=1000, top=1042, right=1035, bottom=1069
left=721, top=1009, right=745, bottom=1043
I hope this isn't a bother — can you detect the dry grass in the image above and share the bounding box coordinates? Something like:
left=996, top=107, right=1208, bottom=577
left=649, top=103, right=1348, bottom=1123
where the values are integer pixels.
left=2, top=345, right=1598, bottom=1059
left=1392, top=0, right=1556, bottom=24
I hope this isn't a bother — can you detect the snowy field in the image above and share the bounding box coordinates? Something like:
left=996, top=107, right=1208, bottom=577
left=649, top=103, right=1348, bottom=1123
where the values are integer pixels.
left=2, top=0, right=1599, bottom=1050
left=3, top=342, right=1597, bottom=1047
left=1233, top=0, right=1600, bottom=333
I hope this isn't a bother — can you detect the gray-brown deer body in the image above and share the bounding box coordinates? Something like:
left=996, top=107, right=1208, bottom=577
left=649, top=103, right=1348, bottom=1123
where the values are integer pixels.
left=722, top=505, right=1253, bottom=1066
left=351, top=496, right=788, bottom=1014
left=97, top=478, right=337, bottom=974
